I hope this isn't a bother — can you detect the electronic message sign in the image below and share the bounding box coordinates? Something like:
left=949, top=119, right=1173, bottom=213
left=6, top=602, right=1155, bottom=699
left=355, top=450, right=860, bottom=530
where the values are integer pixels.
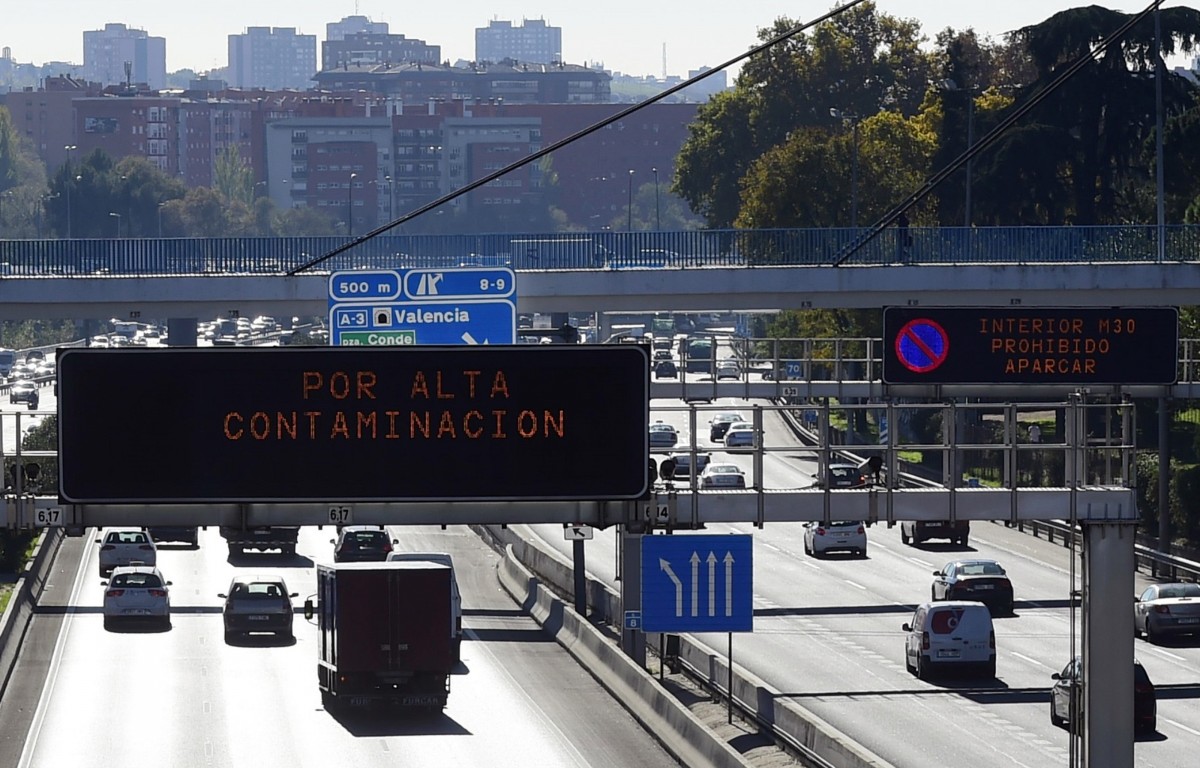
left=882, top=307, right=1178, bottom=385
left=57, top=346, right=649, bottom=503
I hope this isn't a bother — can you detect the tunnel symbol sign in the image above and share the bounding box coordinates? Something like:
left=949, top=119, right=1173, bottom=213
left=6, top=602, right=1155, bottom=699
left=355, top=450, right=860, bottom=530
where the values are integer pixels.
left=895, top=318, right=949, bottom=373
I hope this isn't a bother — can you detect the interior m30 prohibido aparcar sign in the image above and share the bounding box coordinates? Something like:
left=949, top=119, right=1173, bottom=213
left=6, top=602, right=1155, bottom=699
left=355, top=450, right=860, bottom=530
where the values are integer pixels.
left=882, top=307, right=1178, bottom=385
left=56, top=346, right=649, bottom=503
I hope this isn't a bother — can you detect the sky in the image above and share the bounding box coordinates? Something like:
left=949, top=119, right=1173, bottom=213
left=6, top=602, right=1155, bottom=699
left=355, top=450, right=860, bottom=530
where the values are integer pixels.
left=1, top=2, right=1191, bottom=78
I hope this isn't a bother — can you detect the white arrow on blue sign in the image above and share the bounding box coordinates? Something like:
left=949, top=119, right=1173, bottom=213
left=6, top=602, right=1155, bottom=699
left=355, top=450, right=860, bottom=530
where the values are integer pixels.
left=331, top=299, right=516, bottom=345
left=641, top=534, right=753, bottom=633
left=328, top=267, right=517, bottom=345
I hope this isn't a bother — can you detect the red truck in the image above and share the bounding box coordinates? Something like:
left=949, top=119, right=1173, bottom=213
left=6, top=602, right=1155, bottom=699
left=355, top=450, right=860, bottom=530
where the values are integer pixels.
left=306, top=561, right=453, bottom=712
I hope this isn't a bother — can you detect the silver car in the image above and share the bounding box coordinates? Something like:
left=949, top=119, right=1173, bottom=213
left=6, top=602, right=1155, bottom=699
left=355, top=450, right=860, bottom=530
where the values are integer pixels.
left=103, top=564, right=171, bottom=630
left=1134, top=582, right=1200, bottom=642
left=96, top=527, right=158, bottom=577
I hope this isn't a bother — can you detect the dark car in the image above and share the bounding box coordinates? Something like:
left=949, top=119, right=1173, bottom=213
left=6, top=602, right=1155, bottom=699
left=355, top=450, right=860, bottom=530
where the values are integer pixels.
left=708, top=412, right=746, bottom=443
left=654, top=360, right=678, bottom=379
left=219, top=575, right=298, bottom=642
left=900, top=519, right=971, bottom=547
left=931, top=558, right=1014, bottom=615
left=146, top=526, right=200, bottom=548
left=332, top=525, right=396, bottom=562
left=1051, top=657, right=1156, bottom=735
left=9, top=380, right=38, bottom=407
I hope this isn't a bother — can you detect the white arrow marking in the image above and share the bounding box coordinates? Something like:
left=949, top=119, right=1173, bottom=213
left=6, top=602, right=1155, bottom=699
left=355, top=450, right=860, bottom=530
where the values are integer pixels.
left=707, top=552, right=717, bottom=616
left=724, top=552, right=735, bottom=616
left=462, top=332, right=477, bottom=344
left=689, top=552, right=700, bottom=616
left=660, top=558, right=683, bottom=616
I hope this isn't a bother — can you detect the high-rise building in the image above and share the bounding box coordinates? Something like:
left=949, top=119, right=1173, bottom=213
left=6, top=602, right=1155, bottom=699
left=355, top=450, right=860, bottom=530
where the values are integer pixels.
left=227, top=27, right=317, bottom=90
left=322, top=34, right=441, bottom=71
left=475, top=19, right=562, bottom=65
left=82, top=23, right=166, bottom=90
left=327, top=15, right=389, bottom=41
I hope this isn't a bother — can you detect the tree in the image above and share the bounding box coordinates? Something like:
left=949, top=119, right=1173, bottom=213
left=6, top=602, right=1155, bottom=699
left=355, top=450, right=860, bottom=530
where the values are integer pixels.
left=214, top=145, right=255, bottom=208
left=0, top=107, right=49, bottom=238
left=996, top=6, right=1200, bottom=224
left=674, top=3, right=933, bottom=229
left=735, top=111, right=936, bottom=231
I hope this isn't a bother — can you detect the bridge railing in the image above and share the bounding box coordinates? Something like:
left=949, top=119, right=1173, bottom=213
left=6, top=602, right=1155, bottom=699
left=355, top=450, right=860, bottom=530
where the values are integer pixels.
left=2, top=225, right=1199, bottom=276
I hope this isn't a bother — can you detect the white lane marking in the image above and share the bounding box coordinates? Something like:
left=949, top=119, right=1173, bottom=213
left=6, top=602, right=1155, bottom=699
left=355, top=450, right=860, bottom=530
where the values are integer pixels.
left=906, top=556, right=934, bottom=568
left=18, top=530, right=94, bottom=768
left=1164, top=717, right=1200, bottom=736
left=844, top=579, right=867, bottom=591
left=1145, top=646, right=1186, bottom=662
left=1012, top=652, right=1052, bottom=670
left=801, top=559, right=821, bottom=570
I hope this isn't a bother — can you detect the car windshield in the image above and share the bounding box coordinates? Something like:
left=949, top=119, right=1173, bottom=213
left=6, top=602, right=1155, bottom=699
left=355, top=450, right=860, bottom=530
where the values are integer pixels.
left=650, top=424, right=674, bottom=432
left=107, top=531, right=149, bottom=544
left=830, top=467, right=859, bottom=480
left=233, top=582, right=285, bottom=599
left=346, top=531, right=388, bottom=546
left=958, top=562, right=1005, bottom=576
left=111, top=572, right=162, bottom=588
left=1158, top=584, right=1200, bottom=599
left=828, top=521, right=862, bottom=529
left=709, top=465, right=739, bottom=474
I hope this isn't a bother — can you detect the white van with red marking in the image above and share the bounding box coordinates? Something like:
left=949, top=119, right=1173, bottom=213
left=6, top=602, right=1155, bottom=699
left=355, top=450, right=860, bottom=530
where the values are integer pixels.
left=903, top=600, right=995, bottom=679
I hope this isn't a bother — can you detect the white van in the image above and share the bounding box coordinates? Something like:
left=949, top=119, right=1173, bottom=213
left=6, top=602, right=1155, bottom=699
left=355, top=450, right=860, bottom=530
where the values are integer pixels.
left=386, top=551, right=463, bottom=662
left=902, top=600, right=995, bottom=679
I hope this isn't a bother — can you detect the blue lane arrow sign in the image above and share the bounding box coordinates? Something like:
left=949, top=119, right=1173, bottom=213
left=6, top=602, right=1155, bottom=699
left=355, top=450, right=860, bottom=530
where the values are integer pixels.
left=641, top=534, right=753, bottom=633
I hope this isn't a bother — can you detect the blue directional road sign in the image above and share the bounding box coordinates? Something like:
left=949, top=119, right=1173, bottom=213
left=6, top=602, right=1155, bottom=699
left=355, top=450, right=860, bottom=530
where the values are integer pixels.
left=403, top=267, right=515, bottom=301
left=328, top=267, right=517, bottom=345
left=641, top=534, right=753, bottom=633
left=331, top=299, right=516, bottom=345
left=328, top=269, right=403, bottom=302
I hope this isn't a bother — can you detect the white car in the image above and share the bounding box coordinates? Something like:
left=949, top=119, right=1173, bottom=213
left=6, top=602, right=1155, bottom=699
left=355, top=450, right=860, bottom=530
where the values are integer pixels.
left=803, top=520, right=867, bottom=557
left=96, top=527, right=158, bottom=576
left=700, top=462, right=746, bottom=488
left=649, top=421, right=679, bottom=448
left=103, top=563, right=171, bottom=630
left=724, top=422, right=758, bottom=448
left=715, top=360, right=741, bottom=379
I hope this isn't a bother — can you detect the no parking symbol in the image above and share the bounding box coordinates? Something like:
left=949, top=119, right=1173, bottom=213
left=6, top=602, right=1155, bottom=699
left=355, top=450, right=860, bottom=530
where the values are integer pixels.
left=894, top=318, right=949, bottom=374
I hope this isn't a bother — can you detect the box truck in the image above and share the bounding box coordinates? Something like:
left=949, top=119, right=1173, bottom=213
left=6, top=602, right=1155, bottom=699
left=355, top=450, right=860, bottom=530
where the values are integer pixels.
left=306, top=561, right=453, bottom=711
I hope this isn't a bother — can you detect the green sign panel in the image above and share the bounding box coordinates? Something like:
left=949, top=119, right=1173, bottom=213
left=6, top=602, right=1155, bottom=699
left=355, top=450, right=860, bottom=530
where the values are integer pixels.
left=338, top=330, right=417, bottom=346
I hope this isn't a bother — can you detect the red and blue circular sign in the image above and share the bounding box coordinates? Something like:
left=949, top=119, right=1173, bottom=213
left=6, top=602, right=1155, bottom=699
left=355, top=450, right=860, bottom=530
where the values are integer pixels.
left=895, top=318, right=949, bottom=373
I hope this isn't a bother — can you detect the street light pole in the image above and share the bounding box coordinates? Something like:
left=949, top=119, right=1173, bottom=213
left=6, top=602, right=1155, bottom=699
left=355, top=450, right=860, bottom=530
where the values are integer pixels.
left=965, top=94, right=974, bottom=227
left=652, top=167, right=660, bottom=230
left=829, top=109, right=860, bottom=229
left=348, top=172, right=357, bottom=236
left=64, top=145, right=77, bottom=239
left=627, top=169, right=635, bottom=231
left=157, top=202, right=166, bottom=238
left=109, top=212, right=121, bottom=238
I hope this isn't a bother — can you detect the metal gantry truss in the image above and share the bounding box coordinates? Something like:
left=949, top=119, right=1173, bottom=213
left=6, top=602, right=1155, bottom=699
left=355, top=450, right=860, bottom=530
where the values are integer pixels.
left=1, top=396, right=1136, bottom=530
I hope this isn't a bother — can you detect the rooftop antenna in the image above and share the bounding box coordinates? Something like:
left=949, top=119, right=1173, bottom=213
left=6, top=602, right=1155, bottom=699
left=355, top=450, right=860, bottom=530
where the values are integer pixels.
left=662, top=43, right=666, bottom=80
